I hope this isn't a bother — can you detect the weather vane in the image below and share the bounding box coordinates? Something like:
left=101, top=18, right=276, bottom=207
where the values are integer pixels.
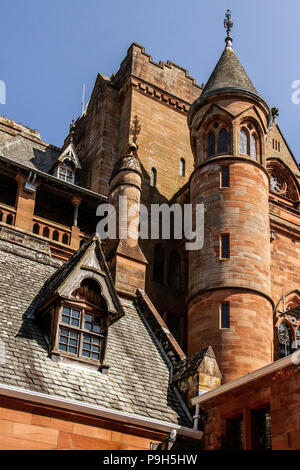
left=224, top=9, right=233, bottom=49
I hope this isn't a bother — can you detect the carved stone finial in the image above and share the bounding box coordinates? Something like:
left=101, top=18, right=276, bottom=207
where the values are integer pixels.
left=271, top=107, right=279, bottom=119
left=224, top=9, right=233, bottom=50
left=125, top=141, right=137, bottom=155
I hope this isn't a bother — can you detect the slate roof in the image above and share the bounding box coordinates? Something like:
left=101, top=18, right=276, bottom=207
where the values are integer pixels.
left=0, top=134, right=60, bottom=172
left=201, top=47, right=258, bottom=98
left=172, top=346, right=215, bottom=382
left=0, top=239, right=191, bottom=426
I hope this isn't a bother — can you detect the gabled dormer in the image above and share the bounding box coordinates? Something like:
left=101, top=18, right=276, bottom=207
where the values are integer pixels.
left=53, top=123, right=81, bottom=184
left=32, top=234, right=124, bottom=372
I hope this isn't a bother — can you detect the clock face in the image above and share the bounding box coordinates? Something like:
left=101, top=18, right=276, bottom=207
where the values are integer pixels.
left=270, top=175, right=283, bottom=193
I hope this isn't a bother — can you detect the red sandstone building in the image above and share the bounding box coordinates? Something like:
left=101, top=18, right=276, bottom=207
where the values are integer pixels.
left=0, top=12, right=299, bottom=450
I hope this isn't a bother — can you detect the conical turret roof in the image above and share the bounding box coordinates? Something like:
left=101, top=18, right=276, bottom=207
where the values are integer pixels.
left=201, top=47, right=258, bottom=98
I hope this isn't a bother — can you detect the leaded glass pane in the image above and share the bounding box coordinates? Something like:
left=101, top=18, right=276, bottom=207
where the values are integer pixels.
left=250, top=134, right=257, bottom=159
left=278, top=322, right=291, bottom=357
left=218, top=128, right=228, bottom=153
left=239, top=129, right=248, bottom=154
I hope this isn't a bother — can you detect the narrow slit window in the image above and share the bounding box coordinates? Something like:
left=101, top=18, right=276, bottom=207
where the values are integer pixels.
left=150, top=168, right=157, bottom=188
left=221, top=303, right=230, bottom=329
left=221, top=167, right=230, bottom=187
left=179, top=158, right=185, bottom=177
left=221, top=234, right=230, bottom=258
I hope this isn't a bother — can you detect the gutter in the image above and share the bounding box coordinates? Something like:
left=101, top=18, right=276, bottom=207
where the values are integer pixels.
left=0, top=383, right=202, bottom=440
left=192, top=355, right=295, bottom=406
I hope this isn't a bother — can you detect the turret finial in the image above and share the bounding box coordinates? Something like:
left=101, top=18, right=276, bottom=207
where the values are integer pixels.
left=224, top=9, right=233, bottom=50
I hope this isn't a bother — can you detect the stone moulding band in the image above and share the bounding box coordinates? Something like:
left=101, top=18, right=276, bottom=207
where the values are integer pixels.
left=189, top=154, right=270, bottom=185
left=187, top=285, right=275, bottom=309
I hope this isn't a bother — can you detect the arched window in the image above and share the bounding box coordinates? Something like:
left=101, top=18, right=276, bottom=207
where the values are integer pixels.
left=218, top=128, right=229, bottom=154
left=278, top=322, right=291, bottom=357
left=33, top=223, right=40, bottom=235
left=208, top=132, right=215, bottom=157
left=239, top=129, right=248, bottom=155
left=153, top=245, right=165, bottom=284
left=168, top=251, right=181, bottom=290
left=43, top=227, right=50, bottom=238
left=53, top=230, right=59, bottom=242
left=6, top=214, right=13, bottom=225
left=179, top=158, right=185, bottom=177
left=150, top=168, right=157, bottom=188
left=62, top=233, right=69, bottom=245
left=250, top=134, right=257, bottom=159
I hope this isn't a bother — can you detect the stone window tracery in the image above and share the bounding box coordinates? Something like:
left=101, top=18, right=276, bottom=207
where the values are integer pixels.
left=218, top=128, right=229, bottom=154
left=239, top=129, right=248, bottom=155
left=267, top=160, right=299, bottom=202
left=278, top=321, right=291, bottom=357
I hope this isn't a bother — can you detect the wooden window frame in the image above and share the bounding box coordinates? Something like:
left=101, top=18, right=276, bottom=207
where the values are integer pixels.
left=54, top=300, right=105, bottom=366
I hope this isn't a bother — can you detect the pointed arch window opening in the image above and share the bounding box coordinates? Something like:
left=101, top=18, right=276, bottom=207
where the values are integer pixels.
left=218, top=128, right=229, bottom=154
left=179, top=158, right=185, bottom=177
left=278, top=321, right=291, bottom=357
left=239, top=129, right=249, bottom=155
left=150, top=168, right=157, bottom=188
left=250, top=134, right=257, bottom=160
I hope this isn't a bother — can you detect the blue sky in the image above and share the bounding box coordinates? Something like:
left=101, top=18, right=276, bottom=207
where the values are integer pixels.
left=1, top=0, right=300, bottom=159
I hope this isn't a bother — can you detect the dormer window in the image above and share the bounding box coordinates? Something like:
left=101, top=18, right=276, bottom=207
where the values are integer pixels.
left=53, top=138, right=81, bottom=184
left=52, top=278, right=108, bottom=366
left=57, top=164, right=75, bottom=183
left=34, top=235, right=124, bottom=372
left=58, top=299, right=105, bottom=363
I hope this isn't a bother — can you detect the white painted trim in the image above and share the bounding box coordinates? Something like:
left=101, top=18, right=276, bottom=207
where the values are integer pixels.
left=0, top=383, right=202, bottom=440
left=192, top=355, right=294, bottom=406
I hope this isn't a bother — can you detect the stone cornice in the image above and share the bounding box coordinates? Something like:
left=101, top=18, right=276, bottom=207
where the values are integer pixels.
left=120, top=76, right=194, bottom=115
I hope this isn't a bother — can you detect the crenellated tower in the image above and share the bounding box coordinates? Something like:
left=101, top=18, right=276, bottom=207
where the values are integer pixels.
left=187, top=11, right=274, bottom=382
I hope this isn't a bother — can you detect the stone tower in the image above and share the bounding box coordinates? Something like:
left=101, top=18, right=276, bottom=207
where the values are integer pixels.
left=187, top=11, right=274, bottom=382
left=107, top=142, right=147, bottom=299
